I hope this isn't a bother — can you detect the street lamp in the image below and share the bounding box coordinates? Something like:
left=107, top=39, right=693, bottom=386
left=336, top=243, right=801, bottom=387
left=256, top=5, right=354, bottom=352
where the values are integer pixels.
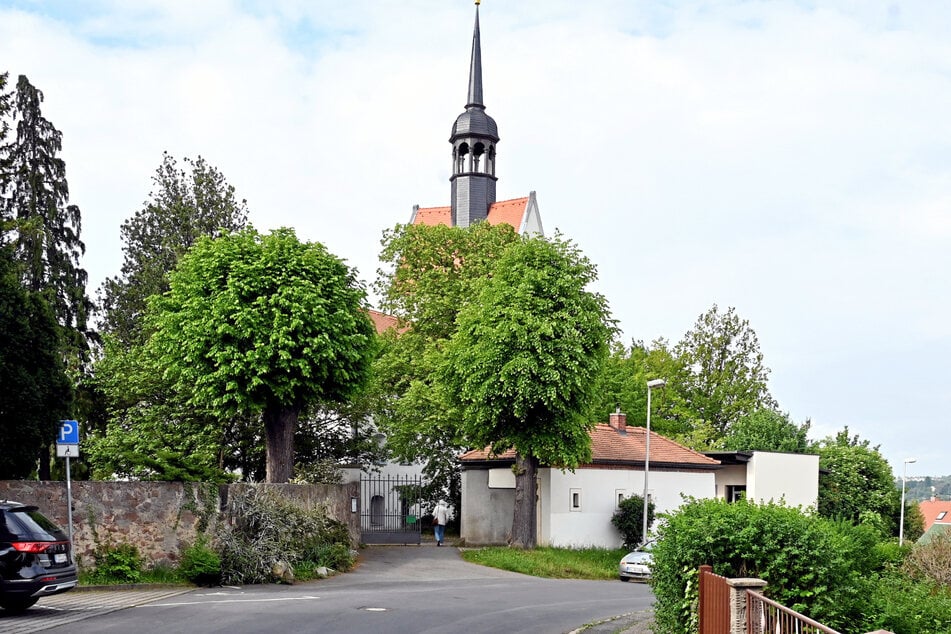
left=643, top=378, right=666, bottom=545
left=899, top=457, right=917, bottom=546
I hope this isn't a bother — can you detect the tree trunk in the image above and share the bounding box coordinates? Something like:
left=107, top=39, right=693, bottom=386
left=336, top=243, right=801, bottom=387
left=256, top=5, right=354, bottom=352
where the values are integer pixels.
left=510, top=452, right=538, bottom=548
left=263, top=403, right=300, bottom=483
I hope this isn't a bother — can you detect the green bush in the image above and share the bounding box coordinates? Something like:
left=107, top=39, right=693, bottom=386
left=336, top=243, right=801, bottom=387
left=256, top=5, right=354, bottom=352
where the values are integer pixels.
left=651, top=498, right=861, bottom=634
left=610, top=494, right=655, bottom=549
left=178, top=536, right=222, bottom=585
left=87, top=542, right=143, bottom=584
left=859, top=572, right=951, bottom=634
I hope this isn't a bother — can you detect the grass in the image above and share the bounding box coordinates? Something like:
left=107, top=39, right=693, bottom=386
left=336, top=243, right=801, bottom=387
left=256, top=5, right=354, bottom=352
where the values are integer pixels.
left=79, top=564, right=188, bottom=586
left=459, top=546, right=628, bottom=580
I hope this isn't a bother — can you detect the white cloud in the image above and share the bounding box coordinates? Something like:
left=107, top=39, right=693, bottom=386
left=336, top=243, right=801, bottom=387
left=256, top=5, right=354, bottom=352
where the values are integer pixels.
left=2, top=0, right=950, bottom=477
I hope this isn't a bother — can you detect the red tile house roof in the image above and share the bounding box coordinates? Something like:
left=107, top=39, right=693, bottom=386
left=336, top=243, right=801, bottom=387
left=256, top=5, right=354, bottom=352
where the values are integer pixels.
left=411, top=197, right=531, bottom=231
left=460, top=413, right=720, bottom=470
left=367, top=309, right=400, bottom=335
left=918, top=499, right=951, bottom=532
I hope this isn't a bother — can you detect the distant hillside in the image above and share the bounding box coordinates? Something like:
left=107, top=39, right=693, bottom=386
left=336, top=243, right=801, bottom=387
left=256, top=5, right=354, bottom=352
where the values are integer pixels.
left=899, top=474, right=951, bottom=502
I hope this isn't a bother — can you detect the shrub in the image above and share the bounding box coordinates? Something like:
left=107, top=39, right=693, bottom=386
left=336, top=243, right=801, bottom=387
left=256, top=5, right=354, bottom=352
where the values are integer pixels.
left=88, top=542, right=143, bottom=584
left=178, top=536, right=222, bottom=585
left=650, top=498, right=860, bottom=634
left=216, top=487, right=353, bottom=585
left=903, top=528, right=951, bottom=586
left=859, top=571, right=951, bottom=634
left=611, top=494, right=655, bottom=549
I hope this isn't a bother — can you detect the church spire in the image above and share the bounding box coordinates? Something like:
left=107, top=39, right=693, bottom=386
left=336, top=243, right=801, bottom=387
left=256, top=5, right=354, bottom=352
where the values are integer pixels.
left=450, top=1, right=499, bottom=228
left=467, top=2, right=484, bottom=108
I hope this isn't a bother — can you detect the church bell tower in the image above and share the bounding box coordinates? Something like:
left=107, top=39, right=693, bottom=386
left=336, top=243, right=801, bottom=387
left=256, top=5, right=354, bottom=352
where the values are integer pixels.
left=450, top=1, right=499, bottom=228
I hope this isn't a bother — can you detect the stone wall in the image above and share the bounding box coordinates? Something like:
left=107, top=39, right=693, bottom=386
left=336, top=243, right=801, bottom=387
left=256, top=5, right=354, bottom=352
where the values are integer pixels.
left=0, top=480, right=359, bottom=569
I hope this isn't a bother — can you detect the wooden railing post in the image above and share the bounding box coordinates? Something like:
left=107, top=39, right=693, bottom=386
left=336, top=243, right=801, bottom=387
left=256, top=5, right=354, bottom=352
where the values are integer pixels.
left=726, top=577, right=767, bottom=634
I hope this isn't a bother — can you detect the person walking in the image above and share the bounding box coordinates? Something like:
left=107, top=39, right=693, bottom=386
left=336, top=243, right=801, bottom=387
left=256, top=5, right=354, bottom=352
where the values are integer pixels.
left=433, top=500, right=449, bottom=546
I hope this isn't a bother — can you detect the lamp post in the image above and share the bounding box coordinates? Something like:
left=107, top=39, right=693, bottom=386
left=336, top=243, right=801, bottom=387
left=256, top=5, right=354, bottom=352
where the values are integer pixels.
left=643, top=378, right=666, bottom=545
left=899, top=457, right=917, bottom=546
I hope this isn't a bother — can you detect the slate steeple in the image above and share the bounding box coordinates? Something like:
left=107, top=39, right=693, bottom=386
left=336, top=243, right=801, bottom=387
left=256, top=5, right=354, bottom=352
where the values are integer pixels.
left=450, top=1, right=499, bottom=228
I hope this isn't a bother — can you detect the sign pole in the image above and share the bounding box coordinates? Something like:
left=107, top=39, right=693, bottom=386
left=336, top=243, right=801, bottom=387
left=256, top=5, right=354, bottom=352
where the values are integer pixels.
left=65, top=452, right=73, bottom=546
left=57, top=420, right=79, bottom=548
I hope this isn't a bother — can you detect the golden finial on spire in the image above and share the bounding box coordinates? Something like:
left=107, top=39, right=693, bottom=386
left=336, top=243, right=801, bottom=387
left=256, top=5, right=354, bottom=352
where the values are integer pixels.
left=475, top=0, right=480, bottom=5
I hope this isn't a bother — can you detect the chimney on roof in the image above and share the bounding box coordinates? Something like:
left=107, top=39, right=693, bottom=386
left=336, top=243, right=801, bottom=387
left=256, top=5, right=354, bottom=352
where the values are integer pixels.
left=609, top=410, right=627, bottom=433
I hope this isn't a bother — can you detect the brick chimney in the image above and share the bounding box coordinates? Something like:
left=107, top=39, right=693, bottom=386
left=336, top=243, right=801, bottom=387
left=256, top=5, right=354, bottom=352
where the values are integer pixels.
left=609, top=410, right=627, bottom=432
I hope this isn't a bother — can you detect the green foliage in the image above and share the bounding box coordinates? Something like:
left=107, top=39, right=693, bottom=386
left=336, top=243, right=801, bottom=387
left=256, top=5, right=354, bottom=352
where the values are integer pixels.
left=673, top=304, right=776, bottom=438
left=857, top=572, right=951, bottom=634
left=85, top=336, right=241, bottom=482
left=98, top=152, right=249, bottom=348
left=0, top=248, right=71, bottom=477
left=650, top=498, right=876, bottom=634
left=815, top=427, right=900, bottom=534
left=586, top=339, right=691, bottom=438
left=722, top=408, right=811, bottom=453
left=216, top=487, right=353, bottom=585
left=178, top=536, right=221, bottom=585
left=1, top=74, right=91, bottom=369
left=89, top=153, right=254, bottom=481
left=611, top=494, right=655, bottom=549
left=146, top=227, right=375, bottom=482
left=440, top=233, right=613, bottom=547
left=440, top=233, right=614, bottom=467
left=460, top=546, right=627, bottom=580
left=86, top=542, right=143, bottom=584
left=371, top=222, right=521, bottom=506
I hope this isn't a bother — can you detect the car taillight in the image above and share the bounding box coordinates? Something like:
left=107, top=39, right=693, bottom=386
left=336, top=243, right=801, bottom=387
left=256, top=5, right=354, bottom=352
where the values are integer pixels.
left=11, top=542, right=53, bottom=553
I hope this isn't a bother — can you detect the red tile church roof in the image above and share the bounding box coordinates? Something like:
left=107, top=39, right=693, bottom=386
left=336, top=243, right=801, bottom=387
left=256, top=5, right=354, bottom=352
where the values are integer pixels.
left=413, top=197, right=530, bottom=230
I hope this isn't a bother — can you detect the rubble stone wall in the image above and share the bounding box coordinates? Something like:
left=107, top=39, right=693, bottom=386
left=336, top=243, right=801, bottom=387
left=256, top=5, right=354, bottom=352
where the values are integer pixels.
left=0, top=480, right=359, bottom=569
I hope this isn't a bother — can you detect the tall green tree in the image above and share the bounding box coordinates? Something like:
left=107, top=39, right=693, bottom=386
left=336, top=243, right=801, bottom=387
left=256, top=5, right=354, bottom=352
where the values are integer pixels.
left=674, top=304, right=776, bottom=438
left=1, top=74, right=90, bottom=479
left=1, top=74, right=90, bottom=359
left=815, top=427, right=901, bottom=535
left=722, top=408, right=811, bottom=453
left=0, top=246, right=71, bottom=478
left=0, top=72, right=10, bottom=161
left=371, top=221, right=521, bottom=504
left=98, top=152, right=249, bottom=348
left=440, top=234, right=614, bottom=547
left=88, top=153, right=251, bottom=481
left=586, top=338, right=691, bottom=437
left=147, top=227, right=375, bottom=483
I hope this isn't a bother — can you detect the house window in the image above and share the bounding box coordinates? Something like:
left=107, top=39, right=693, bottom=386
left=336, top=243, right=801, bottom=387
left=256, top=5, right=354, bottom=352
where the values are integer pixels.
left=726, top=485, right=746, bottom=503
left=570, top=488, right=582, bottom=511
left=937, top=511, right=947, bottom=521
left=616, top=489, right=626, bottom=509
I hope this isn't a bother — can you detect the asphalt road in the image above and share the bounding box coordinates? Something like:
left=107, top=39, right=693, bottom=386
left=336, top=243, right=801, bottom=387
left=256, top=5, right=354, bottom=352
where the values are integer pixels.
left=4, top=545, right=653, bottom=634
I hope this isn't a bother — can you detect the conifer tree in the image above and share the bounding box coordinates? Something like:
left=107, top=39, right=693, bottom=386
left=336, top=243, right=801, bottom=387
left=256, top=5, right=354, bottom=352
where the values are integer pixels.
left=1, top=74, right=91, bottom=360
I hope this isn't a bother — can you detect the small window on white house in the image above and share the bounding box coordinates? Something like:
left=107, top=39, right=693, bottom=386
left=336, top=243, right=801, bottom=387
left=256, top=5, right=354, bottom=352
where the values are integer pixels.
left=570, top=488, right=582, bottom=511
left=616, top=489, right=626, bottom=509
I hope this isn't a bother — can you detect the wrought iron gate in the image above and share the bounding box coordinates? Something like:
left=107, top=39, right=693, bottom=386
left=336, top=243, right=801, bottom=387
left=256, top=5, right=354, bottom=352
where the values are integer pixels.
left=360, top=474, right=424, bottom=545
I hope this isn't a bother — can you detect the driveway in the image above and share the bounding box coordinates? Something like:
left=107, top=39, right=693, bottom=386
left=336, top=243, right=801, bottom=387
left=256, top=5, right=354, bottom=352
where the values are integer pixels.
left=4, top=545, right=653, bottom=633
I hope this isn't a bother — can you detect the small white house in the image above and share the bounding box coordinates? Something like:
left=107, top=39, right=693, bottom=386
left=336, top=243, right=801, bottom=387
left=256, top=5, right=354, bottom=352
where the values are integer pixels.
left=459, top=412, right=721, bottom=548
left=703, top=450, right=820, bottom=510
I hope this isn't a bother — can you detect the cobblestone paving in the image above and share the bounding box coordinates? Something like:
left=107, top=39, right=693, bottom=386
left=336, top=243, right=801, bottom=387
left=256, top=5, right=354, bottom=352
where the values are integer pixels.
left=0, top=588, right=193, bottom=634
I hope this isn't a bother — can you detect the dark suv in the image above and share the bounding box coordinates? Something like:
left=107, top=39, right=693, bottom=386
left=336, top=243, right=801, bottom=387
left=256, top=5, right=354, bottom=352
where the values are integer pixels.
left=0, top=501, right=77, bottom=612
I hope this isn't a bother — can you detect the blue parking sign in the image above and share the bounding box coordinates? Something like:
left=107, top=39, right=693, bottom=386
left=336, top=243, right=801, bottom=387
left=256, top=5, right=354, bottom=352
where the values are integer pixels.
left=58, top=420, right=79, bottom=445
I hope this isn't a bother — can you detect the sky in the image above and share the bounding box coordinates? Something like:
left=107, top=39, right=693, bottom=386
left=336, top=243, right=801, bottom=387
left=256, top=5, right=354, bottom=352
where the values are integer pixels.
left=1, top=0, right=948, bottom=479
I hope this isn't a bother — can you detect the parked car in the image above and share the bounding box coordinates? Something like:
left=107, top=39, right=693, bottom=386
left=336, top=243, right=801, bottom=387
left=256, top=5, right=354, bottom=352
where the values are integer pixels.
left=619, top=540, right=654, bottom=582
left=0, top=501, right=77, bottom=612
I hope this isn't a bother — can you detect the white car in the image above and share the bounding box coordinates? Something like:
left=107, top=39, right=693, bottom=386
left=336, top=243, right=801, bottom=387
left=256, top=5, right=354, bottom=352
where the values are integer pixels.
left=619, top=542, right=654, bottom=582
